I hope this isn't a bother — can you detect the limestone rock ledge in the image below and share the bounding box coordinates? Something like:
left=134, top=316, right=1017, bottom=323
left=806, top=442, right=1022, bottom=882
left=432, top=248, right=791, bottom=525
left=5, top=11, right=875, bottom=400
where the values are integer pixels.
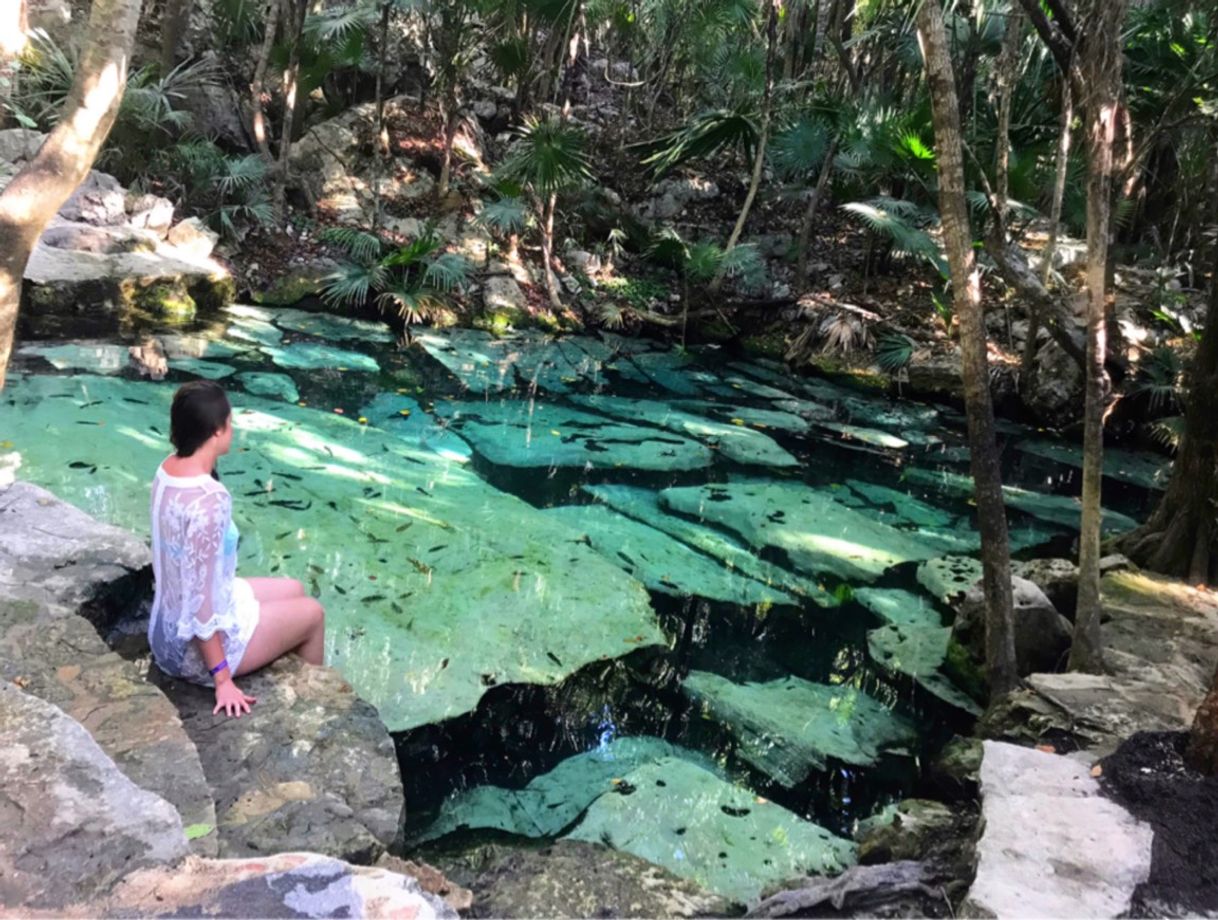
left=0, top=480, right=151, bottom=623
left=0, top=681, right=190, bottom=911
left=0, top=682, right=452, bottom=919
left=153, top=655, right=407, bottom=863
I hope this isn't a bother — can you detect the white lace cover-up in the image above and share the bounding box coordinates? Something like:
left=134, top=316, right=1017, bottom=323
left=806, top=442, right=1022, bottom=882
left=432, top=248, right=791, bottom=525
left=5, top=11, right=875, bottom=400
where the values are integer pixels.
left=149, top=462, right=260, bottom=684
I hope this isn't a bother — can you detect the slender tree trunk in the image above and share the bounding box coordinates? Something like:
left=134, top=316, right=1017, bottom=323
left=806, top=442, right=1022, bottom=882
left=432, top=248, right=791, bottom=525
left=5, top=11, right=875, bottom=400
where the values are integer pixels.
left=371, top=0, right=391, bottom=230
left=1041, top=77, right=1074, bottom=287
left=160, top=0, right=193, bottom=72
left=1069, top=0, right=1130, bottom=673
left=994, top=7, right=1022, bottom=224
left=710, top=0, right=779, bottom=295
left=0, top=0, right=28, bottom=119
left=1119, top=136, right=1218, bottom=583
left=541, top=192, right=561, bottom=308
left=796, top=136, right=838, bottom=289
left=271, top=0, right=306, bottom=223
left=918, top=0, right=1018, bottom=699
left=250, top=0, right=282, bottom=161
left=437, top=106, right=460, bottom=200
left=0, top=0, right=141, bottom=390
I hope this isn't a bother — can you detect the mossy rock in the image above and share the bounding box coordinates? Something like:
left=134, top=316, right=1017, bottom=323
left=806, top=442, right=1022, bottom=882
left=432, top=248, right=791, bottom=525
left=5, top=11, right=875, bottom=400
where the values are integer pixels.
left=926, top=735, right=984, bottom=801
left=190, top=273, right=237, bottom=312
left=252, top=264, right=333, bottom=307
left=741, top=332, right=787, bottom=359
left=942, top=635, right=988, bottom=706
left=126, top=281, right=198, bottom=319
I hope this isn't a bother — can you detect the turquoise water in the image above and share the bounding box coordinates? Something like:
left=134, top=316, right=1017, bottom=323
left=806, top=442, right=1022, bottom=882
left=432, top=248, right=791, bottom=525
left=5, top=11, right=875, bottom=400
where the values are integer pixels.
left=2, top=306, right=1166, bottom=902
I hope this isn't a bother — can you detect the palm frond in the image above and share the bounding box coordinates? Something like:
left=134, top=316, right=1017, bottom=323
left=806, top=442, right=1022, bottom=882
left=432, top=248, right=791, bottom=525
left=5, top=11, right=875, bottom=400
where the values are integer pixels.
left=875, top=332, right=915, bottom=372
left=321, top=262, right=388, bottom=308
left=634, top=108, right=758, bottom=177
left=319, top=227, right=385, bottom=264
left=770, top=116, right=832, bottom=180
left=1130, top=346, right=1186, bottom=413
left=841, top=199, right=947, bottom=275
left=477, top=197, right=529, bottom=235
left=304, top=3, right=378, bottom=44
left=498, top=117, right=593, bottom=197
left=422, top=253, right=473, bottom=293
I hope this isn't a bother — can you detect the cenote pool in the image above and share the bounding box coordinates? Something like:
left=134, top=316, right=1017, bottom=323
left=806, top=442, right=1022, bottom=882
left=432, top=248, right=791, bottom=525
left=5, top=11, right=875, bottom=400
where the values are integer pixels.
left=1, top=304, right=1170, bottom=904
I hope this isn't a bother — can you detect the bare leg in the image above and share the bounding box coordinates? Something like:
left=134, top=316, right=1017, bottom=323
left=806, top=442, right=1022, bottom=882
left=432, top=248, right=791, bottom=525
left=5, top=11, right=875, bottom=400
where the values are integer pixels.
left=245, top=577, right=307, bottom=603
left=235, top=595, right=326, bottom=674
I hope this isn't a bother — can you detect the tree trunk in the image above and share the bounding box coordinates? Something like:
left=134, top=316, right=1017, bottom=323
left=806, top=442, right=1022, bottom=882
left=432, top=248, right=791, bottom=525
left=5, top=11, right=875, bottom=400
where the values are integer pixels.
left=796, top=136, right=838, bottom=289
left=993, top=6, right=1022, bottom=225
left=437, top=106, right=460, bottom=200
left=1069, top=0, right=1130, bottom=673
left=918, top=0, right=1018, bottom=699
left=250, top=0, right=282, bottom=160
left=1187, top=664, right=1218, bottom=775
left=160, top=0, right=193, bottom=72
left=271, top=0, right=306, bottom=223
left=0, top=0, right=142, bottom=390
left=1119, top=137, right=1218, bottom=584
left=0, top=0, right=28, bottom=119
left=541, top=192, right=561, bottom=309
left=710, top=0, right=779, bottom=295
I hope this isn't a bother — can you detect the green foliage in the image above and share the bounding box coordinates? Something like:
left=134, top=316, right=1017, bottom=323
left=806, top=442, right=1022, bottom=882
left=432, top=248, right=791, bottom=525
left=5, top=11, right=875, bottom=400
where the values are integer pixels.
left=841, top=198, right=947, bottom=276
left=320, top=226, right=472, bottom=324
left=634, top=109, right=759, bottom=177
left=477, top=197, right=530, bottom=236
left=645, top=228, right=765, bottom=294
left=499, top=116, right=594, bottom=198
left=875, top=332, right=916, bottom=373
left=1130, top=346, right=1187, bottom=414
left=601, top=276, right=672, bottom=311
left=159, top=140, right=273, bottom=239
left=770, top=115, right=833, bottom=180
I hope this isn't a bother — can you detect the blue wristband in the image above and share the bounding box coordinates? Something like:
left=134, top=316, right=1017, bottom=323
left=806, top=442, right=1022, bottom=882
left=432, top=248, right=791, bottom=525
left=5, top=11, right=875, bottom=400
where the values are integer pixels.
left=209, top=657, right=229, bottom=676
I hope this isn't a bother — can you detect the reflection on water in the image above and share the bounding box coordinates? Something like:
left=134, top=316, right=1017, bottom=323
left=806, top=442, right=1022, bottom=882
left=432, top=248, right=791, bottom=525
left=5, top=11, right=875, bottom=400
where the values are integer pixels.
left=3, top=307, right=1165, bottom=901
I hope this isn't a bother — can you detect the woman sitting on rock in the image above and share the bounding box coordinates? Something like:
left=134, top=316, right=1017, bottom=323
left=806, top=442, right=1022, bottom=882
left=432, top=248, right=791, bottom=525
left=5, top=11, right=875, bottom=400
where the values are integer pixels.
left=149, top=380, right=326, bottom=718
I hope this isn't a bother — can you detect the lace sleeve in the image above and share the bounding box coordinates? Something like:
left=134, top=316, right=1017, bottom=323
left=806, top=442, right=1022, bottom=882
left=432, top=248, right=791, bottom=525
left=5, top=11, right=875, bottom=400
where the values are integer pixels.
left=177, top=488, right=239, bottom=642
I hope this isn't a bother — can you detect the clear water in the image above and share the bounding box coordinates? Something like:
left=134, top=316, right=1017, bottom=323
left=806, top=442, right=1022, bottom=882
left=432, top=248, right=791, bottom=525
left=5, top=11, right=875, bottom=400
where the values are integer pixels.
left=1, top=306, right=1165, bottom=902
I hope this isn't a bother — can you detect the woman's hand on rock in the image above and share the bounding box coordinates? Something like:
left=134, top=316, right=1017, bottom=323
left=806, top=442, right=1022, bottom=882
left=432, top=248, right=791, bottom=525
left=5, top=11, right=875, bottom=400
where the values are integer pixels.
left=213, top=676, right=257, bottom=718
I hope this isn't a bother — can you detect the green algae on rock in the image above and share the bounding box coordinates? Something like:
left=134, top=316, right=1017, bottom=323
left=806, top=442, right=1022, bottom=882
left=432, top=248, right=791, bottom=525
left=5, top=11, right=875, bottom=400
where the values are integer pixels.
left=434, top=399, right=713, bottom=470
left=582, top=484, right=839, bottom=607
left=236, top=372, right=300, bottom=404
left=570, top=395, right=799, bottom=468
left=543, top=503, right=796, bottom=605
left=659, top=481, right=941, bottom=582
left=867, top=623, right=983, bottom=716
left=272, top=307, right=396, bottom=343
left=259, top=342, right=381, bottom=372
left=853, top=587, right=944, bottom=629
left=564, top=753, right=856, bottom=904
left=412, top=737, right=707, bottom=845
left=681, top=671, right=917, bottom=787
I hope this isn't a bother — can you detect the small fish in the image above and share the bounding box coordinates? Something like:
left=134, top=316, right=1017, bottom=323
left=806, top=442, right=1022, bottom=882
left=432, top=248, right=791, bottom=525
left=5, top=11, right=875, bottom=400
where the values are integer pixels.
left=273, top=471, right=302, bottom=481
left=361, top=594, right=386, bottom=603
left=546, top=652, right=563, bottom=667
left=149, top=425, right=162, bottom=435
left=427, top=544, right=448, bottom=553
left=407, top=558, right=432, bottom=575
left=276, top=531, right=292, bottom=540
left=80, top=400, right=102, bottom=409
left=367, top=534, right=388, bottom=544
left=68, top=461, right=95, bottom=470
left=307, top=563, right=324, bottom=574
left=75, top=420, right=100, bottom=426
left=121, top=397, right=150, bottom=405
left=395, top=522, right=412, bottom=532
left=334, top=585, right=348, bottom=595
left=269, top=498, right=311, bottom=511
left=439, top=658, right=449, bottom=670
left=390, top=601, right=403, bottom=614
left=416, top=487, right=431, bottom=496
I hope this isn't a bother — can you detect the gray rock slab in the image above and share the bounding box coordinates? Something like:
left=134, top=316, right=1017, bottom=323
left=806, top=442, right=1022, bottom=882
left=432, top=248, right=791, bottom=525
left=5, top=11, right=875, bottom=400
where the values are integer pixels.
left=435, top=840, right=729, bottom=919
left=95, top=852, right=457, bottom=918
left=0, top=682, right=188, bottom=910
left=0, top=599, right=216, bottom=856
left=153, top=655, right=405, bottom=863
left=963, top=741, right=1153, bottom=919
left=0, top=481, right=150, bottom=624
